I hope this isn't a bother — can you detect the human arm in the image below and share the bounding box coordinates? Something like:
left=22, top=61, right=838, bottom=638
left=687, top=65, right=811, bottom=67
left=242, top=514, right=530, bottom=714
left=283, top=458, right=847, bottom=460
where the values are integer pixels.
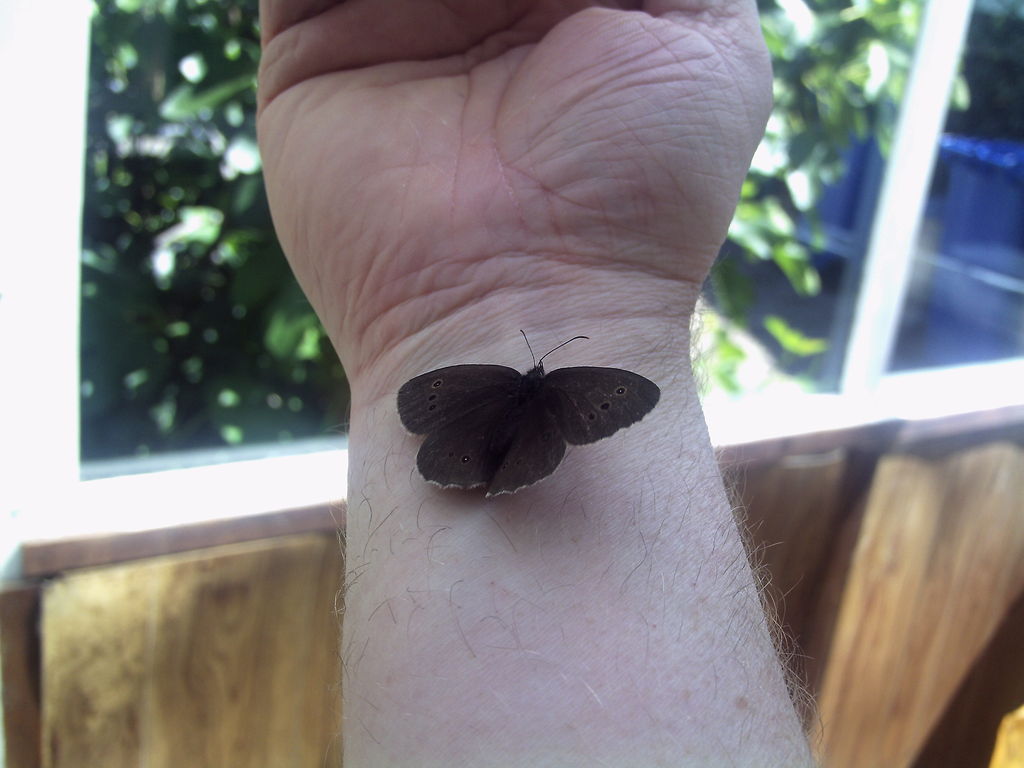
left=256, top=1, right=814, bottom=764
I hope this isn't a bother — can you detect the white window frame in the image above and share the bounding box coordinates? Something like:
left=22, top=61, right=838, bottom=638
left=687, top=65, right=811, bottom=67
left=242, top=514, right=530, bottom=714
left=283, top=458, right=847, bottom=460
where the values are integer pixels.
left=840, top=0, right=977, bottom=392
left=2, top=0, right=1019, bottom=580
left=1, top=0, right=92, bottom=577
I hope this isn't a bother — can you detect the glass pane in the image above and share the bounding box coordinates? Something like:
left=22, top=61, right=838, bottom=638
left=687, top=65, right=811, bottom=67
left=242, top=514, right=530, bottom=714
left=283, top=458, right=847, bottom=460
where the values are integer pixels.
left=890, top=0, right=1024, bottom=371
left=79, top=0, right=349, bottom=468
left=700, top=0, right=920, bottom=399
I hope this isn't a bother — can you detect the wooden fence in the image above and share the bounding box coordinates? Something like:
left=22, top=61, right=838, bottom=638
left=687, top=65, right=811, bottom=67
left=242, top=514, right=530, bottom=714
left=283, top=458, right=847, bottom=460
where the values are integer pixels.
left=2, top=405, right=1022, bottom=767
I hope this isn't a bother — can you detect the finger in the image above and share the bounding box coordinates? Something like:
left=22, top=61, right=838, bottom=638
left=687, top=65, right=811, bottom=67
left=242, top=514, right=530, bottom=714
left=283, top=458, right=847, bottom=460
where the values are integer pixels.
left=642, top=0, right=757, bottom=15
left=258, top=0, right=532, bottom=108
left=259, top=0, right=340, bottom=42
left=641, top=0, right=768, bottom=54
left=638, top=0, right=772, bottom=149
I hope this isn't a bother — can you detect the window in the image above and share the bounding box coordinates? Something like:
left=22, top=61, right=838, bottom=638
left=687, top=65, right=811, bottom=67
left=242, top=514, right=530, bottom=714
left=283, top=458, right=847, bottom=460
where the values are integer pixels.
left=79, top=0, right=348, bottom=472
left=891, top=0, right=1024, bottom=372
left=1, top=0, right=91, bottom=575
left=2, top=0, right=1021, bottom=568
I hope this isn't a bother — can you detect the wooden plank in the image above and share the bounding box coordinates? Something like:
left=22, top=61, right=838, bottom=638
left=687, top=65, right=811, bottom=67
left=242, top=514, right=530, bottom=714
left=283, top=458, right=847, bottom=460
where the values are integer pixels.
left=716, top=420, right=898, bottom=467
left=717, top=402, right=1024, bottom=469
left=22, top=501, right=344, bottom=578
left=41, top=534, right=343, bottom=768
left=728, top=445, right=879, bottom=730
left=816, top=442, right=1024, bottom=768
left=894, top=403, right=1024, bottom=448
left=0, top=583, right=42, bottom=768
left=912, top=590, right=1024, bottom=768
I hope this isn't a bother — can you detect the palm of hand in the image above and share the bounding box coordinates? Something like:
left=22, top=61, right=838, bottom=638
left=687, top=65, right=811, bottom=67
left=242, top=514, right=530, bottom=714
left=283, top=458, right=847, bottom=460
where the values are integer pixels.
left=257, top=2, right=770, bottom=357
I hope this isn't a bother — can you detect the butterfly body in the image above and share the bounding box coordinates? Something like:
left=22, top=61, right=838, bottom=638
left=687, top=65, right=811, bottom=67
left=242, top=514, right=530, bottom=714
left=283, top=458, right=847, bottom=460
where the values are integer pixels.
left=397, top=359, right=660, bottom=497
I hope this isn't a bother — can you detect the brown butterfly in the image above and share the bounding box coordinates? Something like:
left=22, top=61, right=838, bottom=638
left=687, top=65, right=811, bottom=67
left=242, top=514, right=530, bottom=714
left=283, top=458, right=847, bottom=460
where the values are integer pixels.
left=397, top=333, right=660, bottom=496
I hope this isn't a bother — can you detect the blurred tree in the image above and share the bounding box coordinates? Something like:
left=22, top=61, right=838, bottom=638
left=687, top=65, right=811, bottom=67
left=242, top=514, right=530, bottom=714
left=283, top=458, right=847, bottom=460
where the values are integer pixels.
left=81, top=0, right=348, bottom=460
left=81, top=0, right=929, bottom=457
left=945, top=0, right=1024, bottom=141
left=704, top=0, right=925, bottom=394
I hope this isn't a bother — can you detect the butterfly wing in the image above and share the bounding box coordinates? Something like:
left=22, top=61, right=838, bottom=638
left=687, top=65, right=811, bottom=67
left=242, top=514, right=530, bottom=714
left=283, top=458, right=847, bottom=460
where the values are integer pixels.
left=543, top=366, right=660, bottom=445
left=415, top=397, right=512, bottom=489
left=397, top=364, right=521, bottom=434
left=486, top=399, right=567, bottom=497
left=400, top=362, right=658, bottom=493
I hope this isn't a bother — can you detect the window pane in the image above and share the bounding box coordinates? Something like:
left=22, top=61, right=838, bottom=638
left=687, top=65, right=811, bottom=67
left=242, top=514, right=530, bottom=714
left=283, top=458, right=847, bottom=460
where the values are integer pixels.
left=700, top=0, right=920, bottom=399
left=80, top=0, right=349, bottom=465
left=890, top=0, right=1024, bottom=371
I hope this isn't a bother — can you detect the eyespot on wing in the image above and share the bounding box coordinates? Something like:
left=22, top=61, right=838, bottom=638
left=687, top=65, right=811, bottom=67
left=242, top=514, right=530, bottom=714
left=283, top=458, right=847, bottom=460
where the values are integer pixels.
left=397, top=364, right=521, bottom=433
left=543, top=366, right=660, bottom=445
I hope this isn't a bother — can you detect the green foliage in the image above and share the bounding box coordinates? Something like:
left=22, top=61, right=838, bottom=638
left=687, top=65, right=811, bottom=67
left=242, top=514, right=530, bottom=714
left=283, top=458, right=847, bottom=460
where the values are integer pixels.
left=706, top=325, right=749, bottom=396
left=704, top=0, right=923, bottom=392
left=945, top=0, right=1024, bottom=141
left=81, top=0, right=348, bottom=460
left=82, top=0, right=931, bottom=455
left=763, top=315, right=828, bottom=357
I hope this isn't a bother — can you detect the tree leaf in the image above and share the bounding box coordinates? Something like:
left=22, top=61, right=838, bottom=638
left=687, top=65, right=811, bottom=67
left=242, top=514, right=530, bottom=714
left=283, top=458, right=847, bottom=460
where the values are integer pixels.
left=764, top=315, right=828, bottom=357
left=159, top=74, right=254, bottom=121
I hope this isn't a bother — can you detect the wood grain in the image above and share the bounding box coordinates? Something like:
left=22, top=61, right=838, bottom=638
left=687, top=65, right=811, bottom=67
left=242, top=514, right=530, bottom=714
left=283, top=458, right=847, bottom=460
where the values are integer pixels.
left=41, top=534, right=343, bottom=768
left=728, top=447, right=864, bottom=720
left=816, top=441, right=1024, bottom=768
left=17, top=405, right=1023, bottom=768
left=0, top=583, right=42, bottom=768
left=22, top=502, right=344, bottom=578
left=912, top=590, right=1024, bottom=768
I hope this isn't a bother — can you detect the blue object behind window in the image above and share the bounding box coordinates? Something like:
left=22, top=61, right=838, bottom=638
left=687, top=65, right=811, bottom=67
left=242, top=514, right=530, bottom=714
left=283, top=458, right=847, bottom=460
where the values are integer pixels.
left=939, top=135, right=1024, bottom=275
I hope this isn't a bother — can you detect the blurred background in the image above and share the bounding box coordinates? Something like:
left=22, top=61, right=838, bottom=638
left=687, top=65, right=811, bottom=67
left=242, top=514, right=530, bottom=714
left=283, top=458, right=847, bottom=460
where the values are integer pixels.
left=73, top=0, right=1024, bottom=471
left=79, top=0, right=348, bottom=471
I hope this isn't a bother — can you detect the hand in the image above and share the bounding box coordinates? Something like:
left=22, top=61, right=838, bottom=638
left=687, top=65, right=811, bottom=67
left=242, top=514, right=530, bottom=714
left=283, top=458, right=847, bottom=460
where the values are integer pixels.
left=257, top=0, right=771, bottom=390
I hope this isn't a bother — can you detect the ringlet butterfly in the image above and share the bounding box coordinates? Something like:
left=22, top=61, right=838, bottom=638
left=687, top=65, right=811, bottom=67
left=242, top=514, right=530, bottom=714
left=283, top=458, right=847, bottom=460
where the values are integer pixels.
left=397, top=332, right=660, bottom=497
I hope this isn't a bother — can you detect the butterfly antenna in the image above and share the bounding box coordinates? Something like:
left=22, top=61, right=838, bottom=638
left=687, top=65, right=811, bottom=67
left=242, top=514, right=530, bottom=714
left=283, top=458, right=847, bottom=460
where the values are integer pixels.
left=520, top=330, right=537, bottom=367
left=538, top=335, right=590, bottom=365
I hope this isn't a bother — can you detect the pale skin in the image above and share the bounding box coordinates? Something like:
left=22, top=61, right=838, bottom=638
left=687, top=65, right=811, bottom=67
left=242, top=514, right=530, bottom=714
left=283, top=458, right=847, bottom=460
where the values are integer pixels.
left=257, top=1, right=815, bottom=765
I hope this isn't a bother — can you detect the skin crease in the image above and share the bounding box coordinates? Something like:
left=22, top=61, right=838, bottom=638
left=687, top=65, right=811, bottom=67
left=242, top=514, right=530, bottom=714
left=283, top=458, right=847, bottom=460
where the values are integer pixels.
left=257, top=1, right=817, bottom=765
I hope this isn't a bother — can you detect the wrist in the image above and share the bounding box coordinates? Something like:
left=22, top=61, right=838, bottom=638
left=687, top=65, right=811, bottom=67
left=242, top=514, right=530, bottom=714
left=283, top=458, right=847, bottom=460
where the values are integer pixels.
left=339, top=259, right=705, bottom=416
left=338, top=262, right=811, bottom=764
